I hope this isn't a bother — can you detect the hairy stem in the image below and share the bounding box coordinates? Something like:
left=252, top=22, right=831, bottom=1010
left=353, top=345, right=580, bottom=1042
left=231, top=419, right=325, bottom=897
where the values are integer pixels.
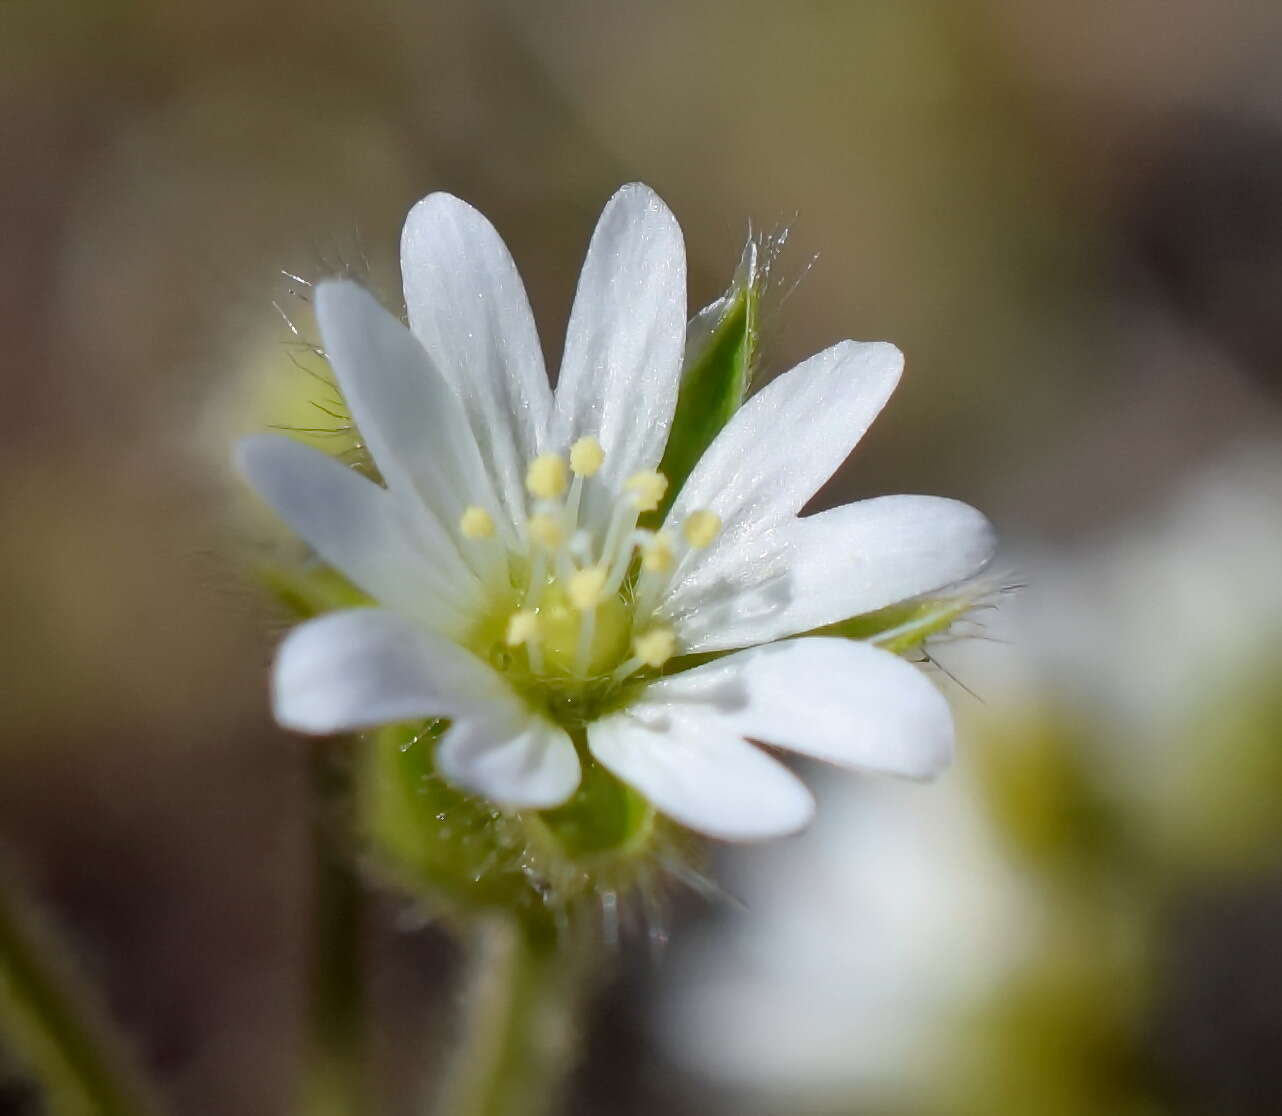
left=436, top=917, right=590, bottom=1116
left=0, top=863, right=162, bottom=1116
left=299, top=740, right=367, bottom=1116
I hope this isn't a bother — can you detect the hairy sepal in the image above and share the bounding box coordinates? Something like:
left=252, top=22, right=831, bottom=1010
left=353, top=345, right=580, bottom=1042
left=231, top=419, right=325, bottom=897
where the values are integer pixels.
left=652, top=239, right=759, bottom=521
left=262, top=561, right=668, bottom=932
left=811, top=583, right=991, bottom=656
left=359, top=723, right=665, bottom=936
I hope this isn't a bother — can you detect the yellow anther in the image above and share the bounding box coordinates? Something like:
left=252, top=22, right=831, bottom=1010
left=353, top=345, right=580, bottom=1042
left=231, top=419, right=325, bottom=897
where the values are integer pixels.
left=633, top=626, right=677, bottom=668
left=505, top=610, right=540, bottom=647
left=526, top=453, right=568, bottom=500
left=625, top=470, right=668, bottom=512
left=459, top=505, right=496, bottom=540
left=528, top=513, right=565, bottom=550
left=683, top=509, right=722, bottom=548
left=641, top=531, right=675, bottom=573
left=568, top=565, right=608, bottom=611
left=569, top=436, right=605, bottom=477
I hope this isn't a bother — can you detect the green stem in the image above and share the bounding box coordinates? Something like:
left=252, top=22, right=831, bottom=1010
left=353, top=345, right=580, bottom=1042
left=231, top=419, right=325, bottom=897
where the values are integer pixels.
left=0, top=864, right=162, bottom=1116
left=298, top=740, right=367, bottom=1116
left=436, top=918, right=589, bottom=1116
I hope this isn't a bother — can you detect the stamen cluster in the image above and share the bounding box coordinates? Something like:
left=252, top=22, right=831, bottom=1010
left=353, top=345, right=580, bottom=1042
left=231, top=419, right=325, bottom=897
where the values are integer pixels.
left=458, top=436, right=720, bottom=691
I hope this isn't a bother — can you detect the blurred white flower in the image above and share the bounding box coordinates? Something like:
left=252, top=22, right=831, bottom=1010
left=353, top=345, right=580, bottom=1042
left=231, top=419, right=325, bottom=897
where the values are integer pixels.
left=656, top=444, right=1282, bottom=1104
left=1028, top=444, right=1282, bottom=730
left=958, top=442, right=1282, bottom=856
left=237, top=183, right=995, bottom=840
left=657, top=769, right=1031, bottom=1104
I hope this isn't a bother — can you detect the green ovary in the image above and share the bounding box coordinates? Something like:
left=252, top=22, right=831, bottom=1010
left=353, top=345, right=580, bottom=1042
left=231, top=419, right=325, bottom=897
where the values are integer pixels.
left=536, top=584, right=632, bottom=677
left=467, top=579, right=638, bottom=729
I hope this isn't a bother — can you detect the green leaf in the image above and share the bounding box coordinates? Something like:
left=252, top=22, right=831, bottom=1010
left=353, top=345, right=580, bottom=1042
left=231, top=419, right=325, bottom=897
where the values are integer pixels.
left=652, top=240, right=759, bottom=520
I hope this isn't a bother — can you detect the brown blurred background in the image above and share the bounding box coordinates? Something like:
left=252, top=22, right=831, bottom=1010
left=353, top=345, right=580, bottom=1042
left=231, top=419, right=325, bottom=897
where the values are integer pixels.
left=3, top=2, right=1282, bottom=1114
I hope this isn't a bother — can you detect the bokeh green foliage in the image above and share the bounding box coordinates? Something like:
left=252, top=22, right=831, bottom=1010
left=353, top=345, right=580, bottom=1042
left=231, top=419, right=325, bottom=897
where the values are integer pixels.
left=927, top=654, right=1282, bottom=1116
left=939, top=710, right=1156, bottom=1116
left=1155, top=669, right=1282, bottom=873
left=0, top=868, right=161, bottom=1116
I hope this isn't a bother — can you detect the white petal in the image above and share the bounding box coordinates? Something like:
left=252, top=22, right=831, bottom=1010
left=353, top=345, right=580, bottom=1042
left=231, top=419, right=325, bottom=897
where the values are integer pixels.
left=438, top=715, right=581, bottom=809
left=664, top=495, right=996, bottom=651
left=401, top=194, right=553, bottom=533
left=588, top=708, right=814, bottom=841
left=314, top=280, right=512, bottom=573
left=273, top=609, right=579, bottom=807
left=778, top=496, right=996, bottom=634
left=236, top=434, right=478, bottom=634
left=552, top=184, right=686, bottom=521
left=642, top=638, right=954, bottom=779
left=658, top=341, right=901, bottom=645
left=669, top=338, right=902, bottom=526
left=273, top=608, right=492, bottom=730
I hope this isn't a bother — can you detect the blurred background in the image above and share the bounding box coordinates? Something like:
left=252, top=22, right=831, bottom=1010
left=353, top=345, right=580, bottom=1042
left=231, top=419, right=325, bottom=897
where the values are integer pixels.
left=3, top=1, right=1282, bottom=1113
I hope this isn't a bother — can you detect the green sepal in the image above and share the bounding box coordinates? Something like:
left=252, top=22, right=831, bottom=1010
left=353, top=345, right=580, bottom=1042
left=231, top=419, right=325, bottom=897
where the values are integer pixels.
left=358, top=722, right=551, bottom=924
left=809, top=588, right=985, bottom=656
left=257, top=560, right=667, bottom=928
left=668, top=586, right=990, bottom=678
left=533, top=751, right=655, bottom=862
left=652, top=239, right=759, bottom=520
left=357, top=722, right=660, bottom=931
left=258, top=561, right=373, bottom=618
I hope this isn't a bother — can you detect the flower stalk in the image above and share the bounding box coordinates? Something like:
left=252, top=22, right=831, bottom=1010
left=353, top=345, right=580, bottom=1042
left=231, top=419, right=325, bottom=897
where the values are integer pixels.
left=298, top=739, right=368, bottom=1116
left=0, top=863, right=162, bottom=1116
left=436, top=917, right=592, bottom=1116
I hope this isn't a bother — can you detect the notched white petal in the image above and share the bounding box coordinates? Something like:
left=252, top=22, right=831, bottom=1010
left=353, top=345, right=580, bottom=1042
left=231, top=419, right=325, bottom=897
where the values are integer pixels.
left=668, top=338, right=902, bottom=527
left=643, top=637, right=955, bottom=779
left=314, top=280, right=511, bottom=574
left=666, top=494, right=997, bottom=652
left=235, top=434, right=476, bottom=633
left=438, top=715, right=580, bottom=809
left=589, top=710, right=815, bottom=842
left=401, top=193, right=552, bottom=532
left=272, top=608, right=495, bottom=733
left=778, top=495, right=996, bottom=633
left=273, top=609, right=580, bottom=807
left=554, top=183, right=687, bottom=523
left=658, top=339, right=902, bottom=643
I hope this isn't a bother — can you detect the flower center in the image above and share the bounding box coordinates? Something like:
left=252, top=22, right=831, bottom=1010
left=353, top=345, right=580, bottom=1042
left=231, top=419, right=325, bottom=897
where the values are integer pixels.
left=456, top=436, right=720, bottom=719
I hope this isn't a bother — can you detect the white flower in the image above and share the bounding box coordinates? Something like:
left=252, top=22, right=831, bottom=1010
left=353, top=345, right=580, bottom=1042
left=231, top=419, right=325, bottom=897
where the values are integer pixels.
left=237, top=183, right=995, bottom=840
left=656, top=772, right=1031, bottom=1104
left=950, top=442, right=1282, bottom=852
